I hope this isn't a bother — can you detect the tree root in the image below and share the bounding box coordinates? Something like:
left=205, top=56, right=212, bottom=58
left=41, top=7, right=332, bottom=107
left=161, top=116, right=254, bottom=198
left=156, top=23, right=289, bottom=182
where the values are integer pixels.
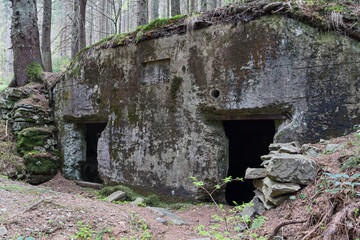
left=323, top=202, right=360, bottom=240
left=268, top=219, right=306, bottom=240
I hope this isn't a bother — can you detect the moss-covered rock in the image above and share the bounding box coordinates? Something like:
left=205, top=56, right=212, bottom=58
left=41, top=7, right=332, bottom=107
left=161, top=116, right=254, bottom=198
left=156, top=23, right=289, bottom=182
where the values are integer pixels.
left=16, top=127, right=54, bottom=156
left=23, top=151, right=58, bottom=184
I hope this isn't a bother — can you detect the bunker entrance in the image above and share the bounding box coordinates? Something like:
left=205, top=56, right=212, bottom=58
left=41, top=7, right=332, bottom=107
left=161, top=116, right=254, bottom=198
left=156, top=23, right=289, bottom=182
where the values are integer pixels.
left=81, top=123, right=107, bottom=183
left=223, top=120, right=275, bottom=205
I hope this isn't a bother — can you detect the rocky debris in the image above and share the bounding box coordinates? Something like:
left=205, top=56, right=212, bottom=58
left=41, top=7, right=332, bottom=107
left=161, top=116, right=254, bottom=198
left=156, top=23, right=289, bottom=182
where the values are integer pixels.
left=0, top=84, right=59, bottom=184
left=245, top=168, right=267, bottom=179
left=147, top=207, right=188, bottom=225
left=266, top=154, right=319, bottom=185
left=241, top=196, right=266, bottom=218
left=262, top=177, right=301, bottom=198
left=0, top=226, right=7, bottom=237
left=74, top=181, right=104, bottom=190
left=301, top=144, right=322, bottom=157
left=244, top=142, right=319, bottom=212
left=130, top=197, right=145, bottom=206
left=268, top=142, right=300, bottom=151
left=107, top=191, right=126, bottom=202
left=278, top=145, right=300, bottom=154
left=325, top=143, right=344, bottom=153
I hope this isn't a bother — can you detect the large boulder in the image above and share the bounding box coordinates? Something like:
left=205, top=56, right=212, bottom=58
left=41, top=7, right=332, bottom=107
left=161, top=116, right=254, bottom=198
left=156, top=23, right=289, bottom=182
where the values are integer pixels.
left=266, top=154, right=319, bottom=185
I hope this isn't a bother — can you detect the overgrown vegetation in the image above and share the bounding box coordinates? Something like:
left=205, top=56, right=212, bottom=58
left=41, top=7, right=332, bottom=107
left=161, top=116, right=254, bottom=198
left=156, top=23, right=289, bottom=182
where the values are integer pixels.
left=26, top=62, right=43, bottom=83
left=190, top=176, right=268, bottom=239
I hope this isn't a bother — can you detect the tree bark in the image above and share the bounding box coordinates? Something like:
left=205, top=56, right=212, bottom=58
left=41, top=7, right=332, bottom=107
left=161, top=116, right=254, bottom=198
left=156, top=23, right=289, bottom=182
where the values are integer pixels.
left=136, top=0, right=148, bottom=27
left=171, top=0, right=180, bottom=16
left=41, top=0, right=52, bottom=72
left=71, top=1, right=79, bottom=59
left=151, top=0, right=159, bottom=21
left=5, top=5, right=13, bottom=74
left=79, top=0, right=87, bottom=50
left=10, top=0, right=43, bottom=87
left=200, top=0, right=207, bottom=11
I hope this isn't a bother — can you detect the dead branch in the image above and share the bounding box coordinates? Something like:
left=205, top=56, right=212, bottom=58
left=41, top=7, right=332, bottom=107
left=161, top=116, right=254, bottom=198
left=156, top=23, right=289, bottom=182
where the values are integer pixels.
left=269, top=219, right=306, bottom=240
left=23, top=197, right=45, bottom=213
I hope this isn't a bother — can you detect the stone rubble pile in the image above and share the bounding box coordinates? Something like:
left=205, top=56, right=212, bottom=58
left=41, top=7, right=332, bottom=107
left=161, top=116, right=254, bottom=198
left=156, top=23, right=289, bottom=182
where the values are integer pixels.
left=243, top=142, right=321, bottom=217
left=0, top=85, right=58, bottom=184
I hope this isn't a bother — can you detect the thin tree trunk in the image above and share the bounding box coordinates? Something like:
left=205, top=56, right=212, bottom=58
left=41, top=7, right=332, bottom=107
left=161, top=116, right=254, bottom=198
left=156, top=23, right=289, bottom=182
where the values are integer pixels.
left=71, top=1, right=79, bottom=59
left=136, top=0, right=148, bottom=27
left=210, top=0, right=216, bottom=9
left=88, top=4, right=94, bottom=45
left=79, top=0, right=87, bottom=49
left=41, top=0, right=52, bottom=72
left=5, top=5, right=13, bottom=74
left=10, top=0, right=43, bottom=86
left=151, top=0, right=159, bottom=21
left=171, top=0, right=180, bottom=16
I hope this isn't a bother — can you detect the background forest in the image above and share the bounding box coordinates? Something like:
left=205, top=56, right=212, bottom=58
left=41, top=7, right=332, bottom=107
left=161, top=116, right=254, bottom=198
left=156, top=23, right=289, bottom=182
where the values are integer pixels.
left=0, top=0, right=239, bottom=90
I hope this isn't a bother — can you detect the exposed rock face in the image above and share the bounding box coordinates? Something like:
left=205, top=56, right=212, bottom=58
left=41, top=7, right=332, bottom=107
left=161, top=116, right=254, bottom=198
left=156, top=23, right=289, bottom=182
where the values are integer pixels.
left=0, top=84, right=58, bottom=184
left=55, top=15, right=360, bottom=198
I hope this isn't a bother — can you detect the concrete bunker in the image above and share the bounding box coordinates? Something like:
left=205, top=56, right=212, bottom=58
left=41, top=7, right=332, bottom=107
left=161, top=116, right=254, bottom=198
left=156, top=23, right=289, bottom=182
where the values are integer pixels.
left=55, top=15, right=360, bottom=202
left=223, top=120, right=275, bottom=205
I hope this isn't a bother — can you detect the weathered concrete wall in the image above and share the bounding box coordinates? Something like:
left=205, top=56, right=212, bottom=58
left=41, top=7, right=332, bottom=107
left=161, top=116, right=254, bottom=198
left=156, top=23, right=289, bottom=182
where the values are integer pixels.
left=55, top=16, right=360, bottom=198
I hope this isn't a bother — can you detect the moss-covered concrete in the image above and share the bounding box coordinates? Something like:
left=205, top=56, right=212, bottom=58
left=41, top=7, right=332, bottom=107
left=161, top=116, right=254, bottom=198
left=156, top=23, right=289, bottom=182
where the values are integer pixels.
left=55, top=15, right=360, bottom=200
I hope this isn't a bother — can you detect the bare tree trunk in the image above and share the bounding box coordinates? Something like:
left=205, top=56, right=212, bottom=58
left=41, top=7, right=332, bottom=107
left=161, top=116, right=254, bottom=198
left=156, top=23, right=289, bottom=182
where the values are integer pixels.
left=10, top=0, right=43, bottom=87
left=88, top=4, right=94, bottom=45
left=79, top=0, right=87, bottom=49
left=136, top=0, right=148, bottom=27
left=5, top=5, right=13, bottom=74
left=41, top=0, right=52, bottom=72
left=150, top=0, right=159, bottom=21
left=71, top=1, right=79, bottom=59
left=171, top=0, right=180, bottom=16
left=99, top=0, right=106, bottom=39
left=190, top=0, right=196, bottom=14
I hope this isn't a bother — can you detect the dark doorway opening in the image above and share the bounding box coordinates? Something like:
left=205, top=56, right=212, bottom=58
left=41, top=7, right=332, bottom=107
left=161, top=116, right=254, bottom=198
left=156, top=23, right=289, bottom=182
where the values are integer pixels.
left=223, top=120, right=275, bottom=205
left=81, top=123, right=107, bottom=183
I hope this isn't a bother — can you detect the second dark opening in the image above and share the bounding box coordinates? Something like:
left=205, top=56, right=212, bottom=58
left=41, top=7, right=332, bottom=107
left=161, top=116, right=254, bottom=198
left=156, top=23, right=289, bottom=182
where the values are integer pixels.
left=223, top=120, right=275, bottom=205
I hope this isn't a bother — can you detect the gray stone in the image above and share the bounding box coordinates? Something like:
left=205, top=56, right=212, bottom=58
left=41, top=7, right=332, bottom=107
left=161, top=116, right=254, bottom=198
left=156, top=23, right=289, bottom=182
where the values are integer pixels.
left=262, top=177, right=301, bottom=198
left=260, top=154, right=274, bottom=161
left=301, top=144, right=322, bottom=157
left=265, top=194, right=291, bottom=206
left=266, top=154, right=319, bottom=185
left=319, top=139, right=330, bottom=144
left=0, top=98, right=15, bottom=109
left=75, top=181, right=104, bottom=190
left=0, top=226, right=7, bottom=236
left=2, top=88, right=31, bottom=101
left=269, top=142, right=300, bottom=151
left=156, top=217, right=168, bottom=225
left=241, top=196, right=265, bottom=218
left=254, top=189, right=275, bottom=210
left=245, top=168, right=267, bottom=179
left=325, top=144, right=344, bottom=153
left=107, top=191, right=126, bottom=202
left=147, top=207, right=188, bottom=225
left=130, top=197, right=145, bottom=206
left=278, top=145, right=300, bottom=154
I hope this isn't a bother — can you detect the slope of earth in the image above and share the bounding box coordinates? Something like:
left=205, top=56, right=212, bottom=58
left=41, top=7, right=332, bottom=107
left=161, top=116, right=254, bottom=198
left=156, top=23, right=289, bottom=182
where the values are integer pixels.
left=0, top=131, right=359, bottom=239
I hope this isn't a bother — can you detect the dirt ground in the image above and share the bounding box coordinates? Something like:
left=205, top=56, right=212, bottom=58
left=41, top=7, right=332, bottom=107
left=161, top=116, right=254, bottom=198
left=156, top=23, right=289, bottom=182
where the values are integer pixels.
left=0, top=133, right=359, bottom=240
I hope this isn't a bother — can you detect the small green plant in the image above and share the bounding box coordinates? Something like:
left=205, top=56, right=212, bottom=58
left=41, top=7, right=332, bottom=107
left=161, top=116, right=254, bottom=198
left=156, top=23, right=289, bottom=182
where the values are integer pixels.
left=323, top=172, right=360, bottom=197
left=190, top=176, right=268, bottom=239
left=72, top=221, right=95, bottom=239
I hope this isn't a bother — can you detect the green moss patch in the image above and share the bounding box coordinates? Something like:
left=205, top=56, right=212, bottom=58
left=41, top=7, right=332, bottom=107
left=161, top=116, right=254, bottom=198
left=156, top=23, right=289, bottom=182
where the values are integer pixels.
left=26, top=62, right=43, bottom=83
left=16, top=127, right=54, bottom=156
left=23, top=151, right=58, bottom=175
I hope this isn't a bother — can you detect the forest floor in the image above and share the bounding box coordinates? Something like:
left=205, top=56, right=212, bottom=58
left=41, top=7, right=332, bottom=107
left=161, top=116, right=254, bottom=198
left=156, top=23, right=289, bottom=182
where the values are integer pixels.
left=0, top=131, right=359, bottom=239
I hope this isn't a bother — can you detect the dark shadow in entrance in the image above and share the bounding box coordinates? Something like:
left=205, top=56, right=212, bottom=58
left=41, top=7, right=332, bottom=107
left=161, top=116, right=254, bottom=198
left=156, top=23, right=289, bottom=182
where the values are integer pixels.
left=223, top=120, right=275, bottom=205
left=81, top=123, right=107, bottom=183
